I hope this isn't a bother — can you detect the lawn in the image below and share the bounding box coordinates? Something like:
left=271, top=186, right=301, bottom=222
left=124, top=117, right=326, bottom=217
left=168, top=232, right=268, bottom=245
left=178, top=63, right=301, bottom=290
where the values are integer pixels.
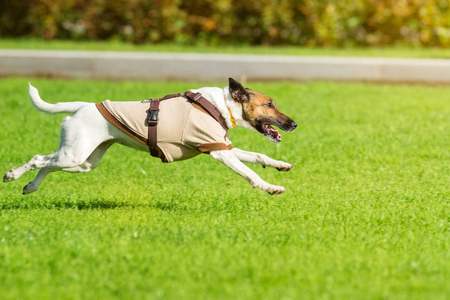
left=2, top=38, right=450, bottom=58
left=0, top=77, right=449, bottom=299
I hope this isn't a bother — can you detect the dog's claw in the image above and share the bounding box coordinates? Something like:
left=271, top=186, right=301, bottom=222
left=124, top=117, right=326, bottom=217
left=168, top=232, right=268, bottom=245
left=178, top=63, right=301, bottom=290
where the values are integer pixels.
left=3, top=170, right=15, bottom=182
left=277, top=164, right=293, bottom=172
left=267, top=185, right=286, bottom=195
left=22, top=182, right=38, bottom=195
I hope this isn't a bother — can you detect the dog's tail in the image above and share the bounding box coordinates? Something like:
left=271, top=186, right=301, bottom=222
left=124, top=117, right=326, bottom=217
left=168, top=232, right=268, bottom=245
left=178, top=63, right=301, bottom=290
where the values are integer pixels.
left=28, top=83, right=87, bottom=114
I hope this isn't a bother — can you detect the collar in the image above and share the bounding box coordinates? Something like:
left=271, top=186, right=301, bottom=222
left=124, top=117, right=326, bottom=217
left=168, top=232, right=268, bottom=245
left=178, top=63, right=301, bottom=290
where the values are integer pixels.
left=223, top=87, right=237, bottom=128
left=227, top=107, right=237, bottom=128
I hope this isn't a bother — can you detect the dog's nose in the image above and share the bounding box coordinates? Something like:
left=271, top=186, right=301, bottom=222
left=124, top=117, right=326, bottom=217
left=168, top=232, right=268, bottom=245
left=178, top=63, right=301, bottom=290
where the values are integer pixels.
left=291, top=121, right=298, bottom=130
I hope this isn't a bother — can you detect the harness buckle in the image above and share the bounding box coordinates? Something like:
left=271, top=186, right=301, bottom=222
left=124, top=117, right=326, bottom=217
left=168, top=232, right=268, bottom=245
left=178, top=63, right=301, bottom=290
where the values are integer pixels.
left=147, top=109, right=159, bottom=126
left=191, top=92, right=202, bottom=101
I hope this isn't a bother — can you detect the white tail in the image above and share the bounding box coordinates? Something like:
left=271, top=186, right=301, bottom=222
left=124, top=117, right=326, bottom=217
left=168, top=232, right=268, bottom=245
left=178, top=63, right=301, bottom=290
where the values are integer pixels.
left=28, top=83, right=87, bottom=114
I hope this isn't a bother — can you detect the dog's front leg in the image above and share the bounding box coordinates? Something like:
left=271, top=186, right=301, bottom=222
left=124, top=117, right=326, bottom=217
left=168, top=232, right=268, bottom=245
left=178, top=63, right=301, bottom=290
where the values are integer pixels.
left=210, top=150, right=286, bottom=195
left=231, top=148, right=293, bottom=171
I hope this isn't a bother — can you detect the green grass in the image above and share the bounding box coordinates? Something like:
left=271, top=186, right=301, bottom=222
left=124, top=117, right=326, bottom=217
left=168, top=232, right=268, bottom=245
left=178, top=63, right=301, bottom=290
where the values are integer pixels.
left=1, top=77, right=449, bottom=299
left=2, top=37, right=450, bottom=58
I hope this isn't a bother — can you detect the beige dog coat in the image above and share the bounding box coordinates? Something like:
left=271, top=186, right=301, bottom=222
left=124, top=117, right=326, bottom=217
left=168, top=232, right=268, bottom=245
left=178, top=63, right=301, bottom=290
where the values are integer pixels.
left=96, top=95, right=232, bottom=163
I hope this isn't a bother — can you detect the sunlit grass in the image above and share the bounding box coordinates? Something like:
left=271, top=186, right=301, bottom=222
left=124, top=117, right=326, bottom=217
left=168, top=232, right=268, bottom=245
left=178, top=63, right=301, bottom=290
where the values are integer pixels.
left=1, top=77, right=449, bottom=299
left=2, top=38, right=450, bottom=58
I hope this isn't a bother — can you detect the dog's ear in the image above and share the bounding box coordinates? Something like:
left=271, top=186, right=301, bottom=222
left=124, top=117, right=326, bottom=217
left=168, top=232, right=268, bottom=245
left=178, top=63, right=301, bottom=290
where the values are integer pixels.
left=229, top=78, right=250, bottom=103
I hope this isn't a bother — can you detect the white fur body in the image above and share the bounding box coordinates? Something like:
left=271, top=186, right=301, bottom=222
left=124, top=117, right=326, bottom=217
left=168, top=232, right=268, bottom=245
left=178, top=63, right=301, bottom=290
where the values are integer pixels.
left=4, top=83, right=293, bottom=195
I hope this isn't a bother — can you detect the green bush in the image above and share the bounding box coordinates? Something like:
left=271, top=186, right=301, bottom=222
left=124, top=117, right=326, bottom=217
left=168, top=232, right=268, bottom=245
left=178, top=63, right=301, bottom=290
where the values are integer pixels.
left=1, top=0, right=450, bottom=47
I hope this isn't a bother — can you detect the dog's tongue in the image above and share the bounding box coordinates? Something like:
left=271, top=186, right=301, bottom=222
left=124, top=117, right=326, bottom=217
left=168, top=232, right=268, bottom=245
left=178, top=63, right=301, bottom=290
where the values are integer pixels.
left=265, top=125, right=281, bottom=141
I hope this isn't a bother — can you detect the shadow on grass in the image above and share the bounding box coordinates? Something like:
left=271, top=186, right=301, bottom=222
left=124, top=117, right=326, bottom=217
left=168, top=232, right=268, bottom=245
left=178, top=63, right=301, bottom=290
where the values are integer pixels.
left=0, top=199, right=130, bottom=210
left=0, top=198, right=185, bottom=211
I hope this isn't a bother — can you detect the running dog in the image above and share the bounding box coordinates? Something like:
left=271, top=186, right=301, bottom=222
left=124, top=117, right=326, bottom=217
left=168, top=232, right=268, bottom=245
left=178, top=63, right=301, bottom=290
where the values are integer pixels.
left=3, top=78, right=297, bottom=195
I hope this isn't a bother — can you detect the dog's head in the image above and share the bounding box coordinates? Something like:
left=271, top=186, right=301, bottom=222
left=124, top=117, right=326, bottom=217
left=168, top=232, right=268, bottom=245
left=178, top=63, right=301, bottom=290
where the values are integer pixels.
left=228, top=78, right=297, bottom=143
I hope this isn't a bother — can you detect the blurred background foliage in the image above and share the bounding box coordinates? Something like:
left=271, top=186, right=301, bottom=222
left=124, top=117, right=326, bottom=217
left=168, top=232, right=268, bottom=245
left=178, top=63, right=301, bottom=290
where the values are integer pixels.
left=1, top=0, right=450, bottom=47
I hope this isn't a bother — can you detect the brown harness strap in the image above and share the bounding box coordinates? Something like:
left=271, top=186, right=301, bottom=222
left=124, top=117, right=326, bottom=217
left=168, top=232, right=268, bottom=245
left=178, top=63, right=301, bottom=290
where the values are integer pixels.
left=197, top=143, right=234, bottom=153
left=96, top=103, right=147, bottom=145
left=146, top=93, right=182, bottom=158
left=146, top=91, right=229, bottom=158
left=97, top=92, right=230, bottom=161
left=184, top=91, right=229, bottom=132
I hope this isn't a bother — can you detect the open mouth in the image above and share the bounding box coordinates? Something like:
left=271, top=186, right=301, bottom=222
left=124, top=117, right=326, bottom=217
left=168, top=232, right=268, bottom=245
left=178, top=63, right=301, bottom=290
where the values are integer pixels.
left=254, top=118, right=296, bottom=143
left=261, top=124, right=282, bottom=143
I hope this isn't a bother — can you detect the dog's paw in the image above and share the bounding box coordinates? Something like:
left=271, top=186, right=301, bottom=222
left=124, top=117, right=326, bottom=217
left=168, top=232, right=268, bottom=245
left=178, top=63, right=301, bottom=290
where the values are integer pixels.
left=276, top=162, right=293, bottom=172
left=22, top=182, right=38, bottom=195
left=266, top=185, right=286, bottom=195
left=3, top=170, right=16, bottom=182
left=252, top=180, right=286, bottom=195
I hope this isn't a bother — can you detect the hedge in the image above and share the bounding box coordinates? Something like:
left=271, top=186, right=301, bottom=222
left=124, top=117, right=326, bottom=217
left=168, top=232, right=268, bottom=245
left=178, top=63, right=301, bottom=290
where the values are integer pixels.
left=1, top=0, right=450, bottom=47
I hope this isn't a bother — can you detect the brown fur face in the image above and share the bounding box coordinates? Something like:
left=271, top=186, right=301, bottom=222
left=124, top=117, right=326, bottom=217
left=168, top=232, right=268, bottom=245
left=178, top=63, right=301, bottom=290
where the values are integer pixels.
left=229, top=78, right=297, bottom=143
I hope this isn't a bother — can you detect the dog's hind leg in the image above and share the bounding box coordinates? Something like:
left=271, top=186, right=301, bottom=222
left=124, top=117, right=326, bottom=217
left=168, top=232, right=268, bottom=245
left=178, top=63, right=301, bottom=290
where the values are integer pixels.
left=22, top=141, right=114, bottom=194
left=22, top=168, right=51, bottom=194
left=15, top=141, right=102, bottom=194
left=5, top=104, right=114, bottom=193
left=61, top=141, right=113, bottom=172
left=3, top=153, right=56, bottom=183
left=5, top=108, right=104, bottom=176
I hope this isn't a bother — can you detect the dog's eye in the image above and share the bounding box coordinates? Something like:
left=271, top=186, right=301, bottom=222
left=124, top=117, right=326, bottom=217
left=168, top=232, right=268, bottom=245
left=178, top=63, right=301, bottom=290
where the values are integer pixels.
left=266, top=102, right=273, bottom=108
